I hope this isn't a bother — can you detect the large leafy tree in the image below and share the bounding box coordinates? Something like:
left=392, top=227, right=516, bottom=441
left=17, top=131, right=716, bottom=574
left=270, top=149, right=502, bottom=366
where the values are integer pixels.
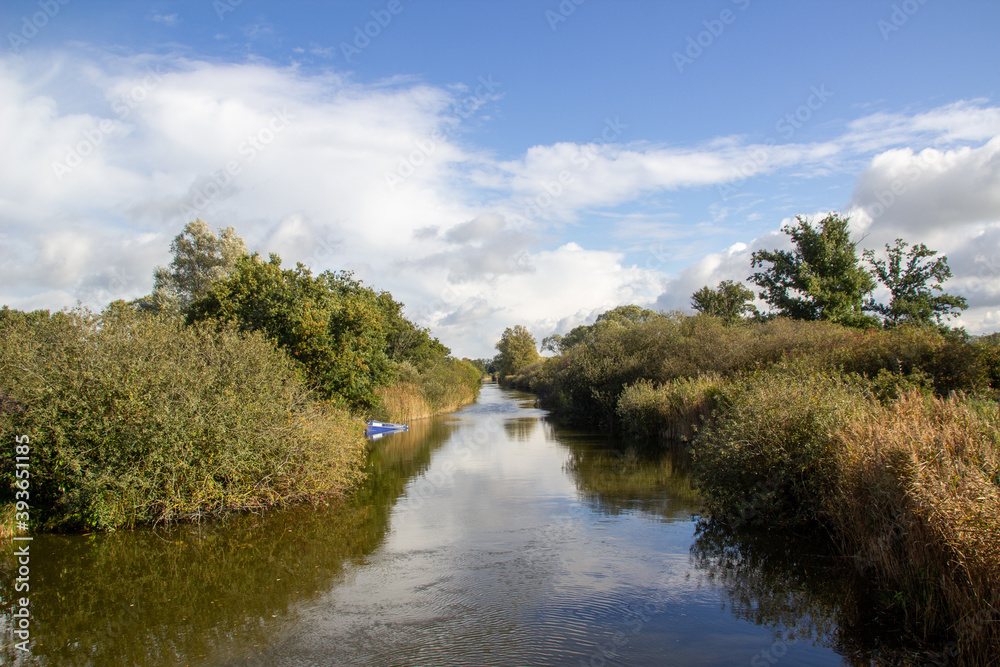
left=863, top=239, right=968, bottom=327
left=378, top=292, right=451, bottom=368
left=749, top=213, right=876, bottom=327
left=138, top=219, right=248, bottom=315
left=690, top=280, right=758, bottom=324
left=495, top=325, right=540, bottom=378
left=187, top=253, right=394, bottom=412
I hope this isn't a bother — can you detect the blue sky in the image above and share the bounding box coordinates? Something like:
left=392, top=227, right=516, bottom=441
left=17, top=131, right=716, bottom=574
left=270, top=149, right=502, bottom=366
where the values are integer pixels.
left=3, top=0, right=1000, bottom=356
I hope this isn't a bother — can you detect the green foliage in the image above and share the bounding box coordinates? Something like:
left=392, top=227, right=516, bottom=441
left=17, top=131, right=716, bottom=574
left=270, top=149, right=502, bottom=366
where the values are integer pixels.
left=595, top=304, right=662, bottom=325
left=380, top=292, right=451, bottom=367
left=616, top=375, right=725, bottom=441
left=690, top=280, right=759, bottom=324
left=691, top=364, right=872, bottom=528
left=863, top=238, right=968, bottom=327
left=136, top=219, right=248, bottom=315
left=373, top=356, right=482, bottom=423
left=0, top=306, right=368, bottom=531
left=187, top=253, right=394, bottom=413
left=494, top=325, right=541, bottom=380
left=750, top=213, right=877, bottom=327
left=830, top=325, right=998, bottom=397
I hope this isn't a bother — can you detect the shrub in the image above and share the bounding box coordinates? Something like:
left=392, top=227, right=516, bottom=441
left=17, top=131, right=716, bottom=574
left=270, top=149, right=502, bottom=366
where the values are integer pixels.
left=0, top=306, right=368, bottom=531
left=830, top=392, right=1000, bottom=655
left=691, top=364, right=871, bottom=528
left=616, top=374, right=725, bottom=442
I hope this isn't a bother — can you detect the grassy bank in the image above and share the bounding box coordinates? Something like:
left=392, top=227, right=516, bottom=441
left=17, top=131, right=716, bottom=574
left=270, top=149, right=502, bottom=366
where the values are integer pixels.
left=504, top=311, right=1000, bottom=660
left=371, top=358, right=482, bottom=423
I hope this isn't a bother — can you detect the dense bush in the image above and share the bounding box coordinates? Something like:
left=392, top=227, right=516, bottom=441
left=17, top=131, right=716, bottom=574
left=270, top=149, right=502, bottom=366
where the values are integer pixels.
left=0, top=306, right=368, bottom=530
left=616, top=375, right=724, bottom=442
left=690, top=364, right=872, bottom=528
left=187, top=254, right=395, bottom=413
left=511, top=311, right=998, bottom=431
left=830, top=392, right=1000, bottom=655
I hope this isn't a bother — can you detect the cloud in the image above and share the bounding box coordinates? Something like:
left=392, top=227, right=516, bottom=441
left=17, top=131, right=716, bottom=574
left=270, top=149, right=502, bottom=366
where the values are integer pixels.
left=850, top=137, right=1000, bottom=234
left=151, top=14, right=179, bottom=27
left=3, top=47, right=1000, bottom=357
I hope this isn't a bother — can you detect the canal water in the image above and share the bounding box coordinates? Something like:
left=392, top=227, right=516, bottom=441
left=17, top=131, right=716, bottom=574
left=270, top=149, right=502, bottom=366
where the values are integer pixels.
left=5, top=384, right=872, bottom=665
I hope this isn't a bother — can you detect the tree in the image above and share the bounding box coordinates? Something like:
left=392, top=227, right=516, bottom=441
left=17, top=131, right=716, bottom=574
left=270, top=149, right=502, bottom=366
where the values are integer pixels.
left=749, top=213, right=876, bottom=326
left=690, top=280, right=758, bottom=324
left=138, top=219, right=248, bottom=315
left=863, top=239, right=968, bottom=327
left=495, top=325, right=540, bottom=379
left=594, top=305, right=661, bottom=325
left=187, top=253, right=394, bottom=412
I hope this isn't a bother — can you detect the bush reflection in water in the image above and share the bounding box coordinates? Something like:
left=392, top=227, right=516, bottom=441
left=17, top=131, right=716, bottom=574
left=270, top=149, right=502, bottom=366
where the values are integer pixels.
left=0, top=418, right=453, bottom=667
left=690, top=518, right=971, bottom=665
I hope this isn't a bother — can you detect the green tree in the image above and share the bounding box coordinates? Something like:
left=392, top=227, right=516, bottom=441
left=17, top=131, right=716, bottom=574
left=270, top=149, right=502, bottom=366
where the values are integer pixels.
left=749, top=213, right=876, bottom=326
left=542, top=306, right=663, bottom=354
left=863, top=239, right=968, bottom=327
left=138, top=219, right=248, bottom=315
left=495, top=325, right=540, bottom=379
left=690, top=280, right=759, bottom=324
left=378, top=292, right=451, bottom=368
left=595, top=305, right=661, bottom=325
left=187, top=253, right=393, bottom=412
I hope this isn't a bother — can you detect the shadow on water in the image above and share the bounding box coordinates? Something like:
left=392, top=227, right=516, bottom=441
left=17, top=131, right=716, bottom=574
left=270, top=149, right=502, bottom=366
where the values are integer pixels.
left=0, top=416, right=457, bottom=666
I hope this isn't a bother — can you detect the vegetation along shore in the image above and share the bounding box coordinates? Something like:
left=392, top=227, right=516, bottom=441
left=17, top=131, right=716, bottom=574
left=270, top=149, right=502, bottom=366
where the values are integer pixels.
left=0, top=220, right=482, bottom=532
left=497, top=214, right=1000, bottom=660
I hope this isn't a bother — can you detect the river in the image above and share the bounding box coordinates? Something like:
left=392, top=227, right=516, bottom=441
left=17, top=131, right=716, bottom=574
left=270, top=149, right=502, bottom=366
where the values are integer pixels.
left=5, top=384, right=880, bottom=665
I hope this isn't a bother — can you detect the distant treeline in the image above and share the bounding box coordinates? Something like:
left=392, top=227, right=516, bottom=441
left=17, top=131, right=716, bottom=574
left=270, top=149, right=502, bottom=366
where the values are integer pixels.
left=0, top=220, right=481, bottom=531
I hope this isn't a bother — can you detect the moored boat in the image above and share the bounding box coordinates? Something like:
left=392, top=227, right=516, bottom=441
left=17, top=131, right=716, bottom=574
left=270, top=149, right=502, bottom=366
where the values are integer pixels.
left=365, top=420, right=409, bottom=439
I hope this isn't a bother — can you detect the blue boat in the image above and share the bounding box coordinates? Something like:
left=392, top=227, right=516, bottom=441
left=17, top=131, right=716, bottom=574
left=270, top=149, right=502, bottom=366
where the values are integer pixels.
left=365, top=420, right=409, bottom=439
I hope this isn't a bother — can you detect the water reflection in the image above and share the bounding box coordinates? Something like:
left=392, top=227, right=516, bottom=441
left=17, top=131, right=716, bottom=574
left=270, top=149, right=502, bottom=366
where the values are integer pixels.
left=560, top=433, right=701, bottom=520
left=0, top=416, right=456, bottom=666
left=0, top=386, right=934, bottom=665
left=689, top=518, right=955, bottom=665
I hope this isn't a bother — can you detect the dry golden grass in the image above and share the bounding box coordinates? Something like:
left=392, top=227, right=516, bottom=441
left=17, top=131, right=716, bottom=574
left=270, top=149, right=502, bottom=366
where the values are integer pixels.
left=373, top=381, right=434, bottom=423
left=831, top=391, right=1000, bottom=661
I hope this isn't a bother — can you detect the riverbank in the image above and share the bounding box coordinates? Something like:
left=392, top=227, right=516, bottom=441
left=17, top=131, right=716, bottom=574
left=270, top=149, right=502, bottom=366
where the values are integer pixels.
left=0, top=306, right=479, bottom=533
left=504, top=313, right=1000, bottom=662
left=370, top=360, right=483, bottom=423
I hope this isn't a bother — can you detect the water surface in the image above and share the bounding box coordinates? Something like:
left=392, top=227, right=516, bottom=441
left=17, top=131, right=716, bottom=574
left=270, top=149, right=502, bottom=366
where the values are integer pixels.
left=3, top=384, right=870, bottom=665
